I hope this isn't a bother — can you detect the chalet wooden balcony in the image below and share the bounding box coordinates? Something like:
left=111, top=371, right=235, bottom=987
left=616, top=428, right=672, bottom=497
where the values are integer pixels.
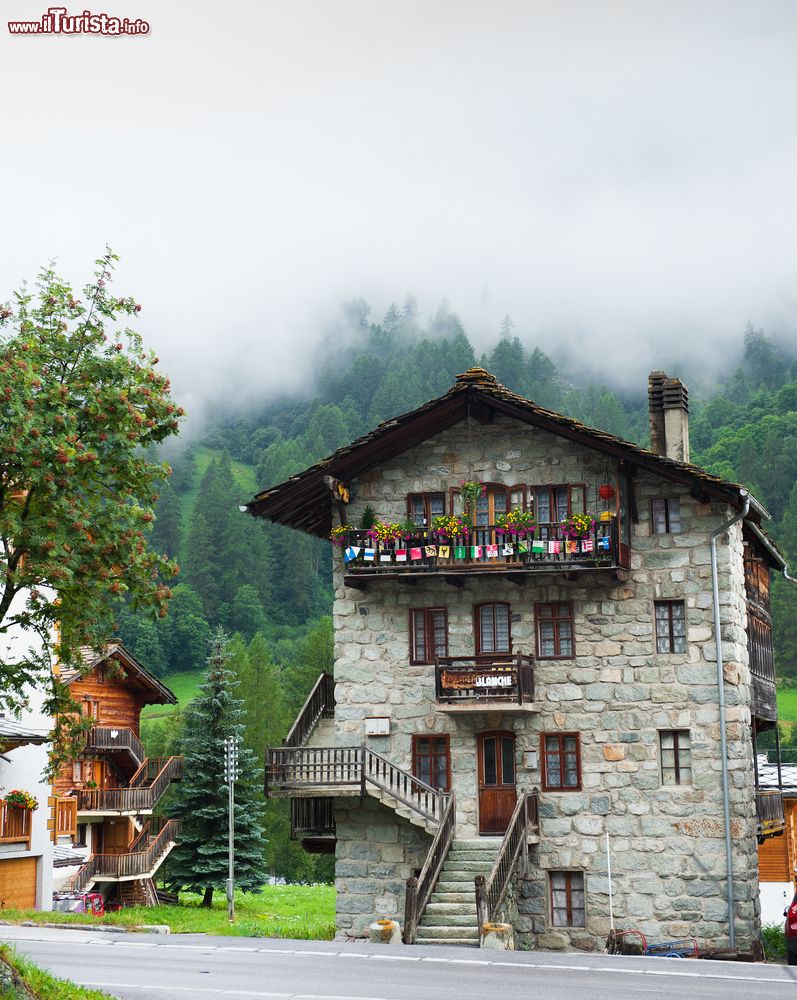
left=70, top=818, right=181, bottom=891
left=756, top=788, right=785, bottom=840
left=434, top=654, right=538, bottom=713
left=86, top=726, right=145, bottom=772
left=291, top=797, right=336, bottom=854
left=76, top=756, right=183, bottom=815
left=54, top=796, right=78, bottom=839
left=0, top=802, right=32, bottom=847
left=340, top=521, right=627, bottom=585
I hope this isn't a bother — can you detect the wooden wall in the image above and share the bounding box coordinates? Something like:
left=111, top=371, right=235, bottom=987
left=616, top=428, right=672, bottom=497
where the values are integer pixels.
left=759, top=797, right=797, bottom=882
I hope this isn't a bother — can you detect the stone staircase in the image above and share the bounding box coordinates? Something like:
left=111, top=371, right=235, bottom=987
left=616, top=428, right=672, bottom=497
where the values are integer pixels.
left=371, top=788, right=439, bottom=835
left=306, top=717, right=335, bottom=748
left=415, top=838, right=501, bottom=946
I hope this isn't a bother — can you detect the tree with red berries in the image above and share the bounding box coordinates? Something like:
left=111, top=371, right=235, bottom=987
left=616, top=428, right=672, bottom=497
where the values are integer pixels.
left=0, top=250, right=182, bottom=714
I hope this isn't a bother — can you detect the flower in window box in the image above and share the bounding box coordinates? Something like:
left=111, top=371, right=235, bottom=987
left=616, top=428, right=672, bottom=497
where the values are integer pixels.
left=495, top=509, right=536, bottom=537
left=366, top=521, right=406, bottom=545
left=431, top=514, right=470, bottom=542
left=3, top=789, right=38, bottom=810
left=560, top=512, right=596, bottom=540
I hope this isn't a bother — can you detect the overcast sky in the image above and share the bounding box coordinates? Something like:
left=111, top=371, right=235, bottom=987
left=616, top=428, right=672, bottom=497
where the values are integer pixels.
left=2, top=1, right=797, bottom=418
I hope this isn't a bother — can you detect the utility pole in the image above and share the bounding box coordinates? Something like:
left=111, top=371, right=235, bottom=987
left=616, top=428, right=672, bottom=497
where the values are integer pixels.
left=223, top=735, right=240, bottom=925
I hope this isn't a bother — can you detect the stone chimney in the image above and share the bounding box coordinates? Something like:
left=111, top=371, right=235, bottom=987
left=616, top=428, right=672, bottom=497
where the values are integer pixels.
left=648, top=371, right=690, bottom=463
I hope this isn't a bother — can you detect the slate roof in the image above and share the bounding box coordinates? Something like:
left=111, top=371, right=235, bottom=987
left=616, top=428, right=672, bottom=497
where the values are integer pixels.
left=0, top=715, right=49, bottom=751
left=246, top=367, right=765, bottom=539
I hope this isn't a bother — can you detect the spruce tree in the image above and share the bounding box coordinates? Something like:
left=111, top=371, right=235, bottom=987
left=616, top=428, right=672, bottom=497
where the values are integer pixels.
left=168, top=630, right=267, bottom=906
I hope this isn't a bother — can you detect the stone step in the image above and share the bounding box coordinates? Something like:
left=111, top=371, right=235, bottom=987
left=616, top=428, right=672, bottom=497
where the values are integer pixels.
left=414, top=938, right=478, bottom=948
left=427, top=891, right=476, bottom=909
left=438, top=860, right=495, bottom=873
left=447, top=850, right=499, bottom=861
left=416, top=925, right=480, bottom=941
left=436, top=878, right=479, bottom=891
left=452, top=839, right=502, bottom=849
left=418, top=912, right=476, bottom=927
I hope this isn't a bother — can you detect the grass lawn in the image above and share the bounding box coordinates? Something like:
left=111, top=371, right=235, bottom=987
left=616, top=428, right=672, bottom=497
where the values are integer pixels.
left=777, top=688, right=797, bottom=733
left=1, top=944, right=111, bottom=998
left=0, top=885, right=335, bottom=941
left=140, top=669, right=204, bottom=723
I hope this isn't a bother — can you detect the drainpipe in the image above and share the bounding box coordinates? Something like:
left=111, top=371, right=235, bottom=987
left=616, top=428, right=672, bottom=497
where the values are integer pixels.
left=710, top=489, right=749, bottom=953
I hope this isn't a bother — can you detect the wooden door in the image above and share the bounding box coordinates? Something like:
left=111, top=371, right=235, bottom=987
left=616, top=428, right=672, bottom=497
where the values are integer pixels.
left=102, top=819, right=131, bottom=855
left=477, top=731, right=517, bottom=835
left=0, top=857, right=37, bottom=909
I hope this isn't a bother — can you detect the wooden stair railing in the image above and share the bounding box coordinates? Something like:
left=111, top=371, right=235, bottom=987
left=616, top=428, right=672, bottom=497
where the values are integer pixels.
left=475, top=790, right=539, bottom=931
left=69, top=818, right=182, bottom=891
left=283, top=672, right=335, bottom=748
left=265, top=745, right=446, bottom=824
left=403, top=793, right=456, bottom=944
left=76, top=756, right=184, bottom=812
left=86, top=727, right=145, bottom=767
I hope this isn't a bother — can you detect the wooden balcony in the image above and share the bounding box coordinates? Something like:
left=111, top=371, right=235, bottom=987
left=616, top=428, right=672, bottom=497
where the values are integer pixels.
left=291, top=797, right=336, bottom=854
left=341, top=521, right=627, bottom=586
left=55, top=796, right=78, bottom=839
left=86, top=726, right=145, bottom=774
left=434, top=654, right=538, bottom=712
left=0, top=802, right=31, bottom=847
left=756, top=788, right=785, bottom=840
left=76, top=756, right=183, bottom=815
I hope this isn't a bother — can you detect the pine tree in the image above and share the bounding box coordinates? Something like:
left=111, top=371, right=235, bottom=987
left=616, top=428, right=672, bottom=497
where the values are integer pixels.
left=168, top=631, right=267, bottom=905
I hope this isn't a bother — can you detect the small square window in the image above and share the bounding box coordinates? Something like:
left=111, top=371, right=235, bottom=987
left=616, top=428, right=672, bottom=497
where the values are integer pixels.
left=660, top=730, right=692, bottom=786
left=541, top=732, right=581, bottom=791
left=535, top=602, right=574, bottom=658
left=651, top=498, right=681, bottom=534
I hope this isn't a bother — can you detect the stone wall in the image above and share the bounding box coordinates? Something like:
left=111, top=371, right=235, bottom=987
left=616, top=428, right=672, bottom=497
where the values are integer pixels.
left=329, top=415, right=761, bottom=952
left=334, top=795, right=430, bottom=938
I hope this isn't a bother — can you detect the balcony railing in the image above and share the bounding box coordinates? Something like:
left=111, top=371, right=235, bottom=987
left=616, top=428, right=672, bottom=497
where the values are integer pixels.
left=70, top=817, right=181, bottom=891
left=755, top=788, right=785, bottom=839
left=435, top=654, right=536, bottom=709
left=339, top=520, right=625, bottom=576
left=76, top=756, right=183, bottom=813
left=0, top=802, right=31, bottom=846
left=55, top=796, right=78, bottom=839
left=86, top=727, right=145, bottom=767
left=290, top=797, right=335, bottom=839
left=284, top=672, right=335, bottom=748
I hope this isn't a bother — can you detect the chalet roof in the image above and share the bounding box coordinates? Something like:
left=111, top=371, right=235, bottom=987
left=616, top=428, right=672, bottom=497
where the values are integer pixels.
left=0, top=715, right=49, bottom=752
left=59, top=643, right=177, bottom=706
left=245, top=367, right=758, bottom=539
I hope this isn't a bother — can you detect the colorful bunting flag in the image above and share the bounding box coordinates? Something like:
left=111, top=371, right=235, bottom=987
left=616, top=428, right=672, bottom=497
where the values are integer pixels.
left=548, top=540, right=561, bottom=554
left=424, top=545, right=438, bottom=557
left=379, top=552, right=392, bottom=563
left=395, top=549, right=407, bottom=562
left=531, top=540, right=544, bottom=553
left=410, top=547, right=423, bottom=561
left=439, top=545, right=451, bottom=559
left=486, top=543, right=499, bottom=558
left=344, top=545, right=361, bottom=563
left=364, top=548, right=375, bottom=562
left=471, top=545, right=483, bottom=558
left=598, top=536, right=610, bottom=551
left=581, top=538, right=594, bottom=553
left=502, top=544, right=514, bottom=557
left=454, top=545, right=466, bottom=559
left=566, top=540, right=578, bottom=555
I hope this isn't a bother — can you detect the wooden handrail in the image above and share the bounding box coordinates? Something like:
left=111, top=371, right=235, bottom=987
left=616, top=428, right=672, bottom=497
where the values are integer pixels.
left=77, top=756, right=184, bottom=812
left=475, top=790, right=539, bottom=930
left=404, top=793, right=456, bottom=944
left=284, top=672, right=335, bottom=748
left=265, top=745, right=446, bottom=823
left=70, top=818, right=181, bottom=890
left=87, top=727, right=145, bottom=766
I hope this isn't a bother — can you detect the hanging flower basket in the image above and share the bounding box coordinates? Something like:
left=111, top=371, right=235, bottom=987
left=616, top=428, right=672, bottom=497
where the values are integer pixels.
left=329, top=525, right=350, bottom=547
left=459, top=479, right=486, bottom=523
left=495, top=509, right=536, bottom=537
left=4, top=789, right=38, bottom=810
left=560, top=512, right=596, bottom=540
left=431, top=514, right=470, bottom=541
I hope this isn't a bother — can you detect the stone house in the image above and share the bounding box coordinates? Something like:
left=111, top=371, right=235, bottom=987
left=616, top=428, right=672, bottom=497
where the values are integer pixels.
left=249, top=368, right=787, bottom=955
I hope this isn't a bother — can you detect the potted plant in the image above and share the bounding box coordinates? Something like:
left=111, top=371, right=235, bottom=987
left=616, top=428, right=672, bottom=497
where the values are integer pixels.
left=459, top=479, right=486, bottom=524
left=495, top=509, right=536, bottom=537
left=4, top=789, right=38, bottom=810
left=560, top=512, right=597, bottom=540
left=431, top=514, right=470, bottom=542
left=329, top=525, right=350, bottom=547
left=366, top=521, right=406, bottom=546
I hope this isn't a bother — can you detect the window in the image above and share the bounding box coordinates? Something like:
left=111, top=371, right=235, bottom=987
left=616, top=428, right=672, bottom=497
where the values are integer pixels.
left=660, top=730, right=692, bottom=786
left=550, top=871, right=585, bottom=927
left=651, top=498, right=681, bottom=534
left=530, top=485, right=585, bottom=538
left=536, top=603, right=574, bottom=658
left=541, top=733, right=581, bottom=790
left=407, top=492, right=446, bottom=527
left=412, top=735, right=450, bottom=791
left=409, top=608, right=448, bottom=664
left=475, top=602, right=511, bottom=655
left=72, top=760, right=83, bottom=782
left=654, top=600, right=687, bottom=653
left=81, top=698, right=99, bottom=719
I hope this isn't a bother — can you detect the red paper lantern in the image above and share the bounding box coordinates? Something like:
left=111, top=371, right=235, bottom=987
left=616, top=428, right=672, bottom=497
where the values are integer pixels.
left=598, top=483, right=615, bottom=501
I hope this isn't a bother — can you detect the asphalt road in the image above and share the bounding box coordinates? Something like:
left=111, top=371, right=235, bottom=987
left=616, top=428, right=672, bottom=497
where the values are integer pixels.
left=1, top=926, right=795, bottom=1000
